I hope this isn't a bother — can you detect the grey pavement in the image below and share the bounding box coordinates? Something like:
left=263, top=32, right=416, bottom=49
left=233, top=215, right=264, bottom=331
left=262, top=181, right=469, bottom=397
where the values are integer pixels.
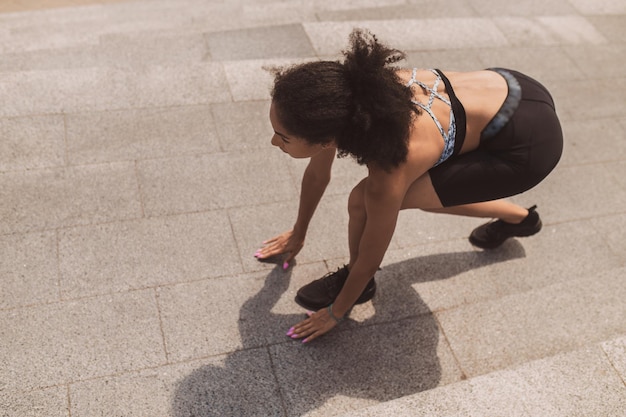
left=1, top=0, right=625, bottom=416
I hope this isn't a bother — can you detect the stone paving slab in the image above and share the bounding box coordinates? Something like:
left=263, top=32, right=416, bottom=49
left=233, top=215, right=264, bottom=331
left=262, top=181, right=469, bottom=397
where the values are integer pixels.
left=316, top=0, right=478, bottom=20
left=473, top=46, right=584, bottom=81
left=602, top=335, right=626, bottom=384
left=436, top=267, right=626, bottom=377
left=590, top=213, right=626, bottom=266
left=385, top=221, right=621, bottom=314
left=0, top=30, right=211, bottom=73
left=230, top=197, right=355, bottom=271
left=304, top=18, right=509, bottom=55
left=0, top=64, right=231, bottom=117
left=0, top=162, right=141, bottom=234
left=1, top=386, right=69, bottom=417
left=588, top=15, right=626, bottom=41
left=58, top=211, right=243, bottom=299
left=0, top=231, right=59, bottom=309
left=512, top=163, right=626, bottom=224
left=206, top=24, right=315, bottom=61
left=341, top=342, right=626, bottom=417
left=567, top=0, right=626, bottom=14
left=156, top=264, right=329, bottom=362
left=0, top=289, right=165, bottom=391
left=549, top=77, right=626, bottom=122
left=560, top=117, right=626, bottom=166
left=270, top=316, right=463, bottom=417
left=210, top=100, right=273, bottom=152
left=136, top=149, right=298, bottom=217
left=465, top=0, right=578, bottom=16
left=0, top=115, right=65, bottom=172
left=71, top=348, right=283, bottom=417
left=65, top=105, right=220, bottom=165
left=606, top=160, right=626, bottom=190
left=563, top=43, right=626, bottom=78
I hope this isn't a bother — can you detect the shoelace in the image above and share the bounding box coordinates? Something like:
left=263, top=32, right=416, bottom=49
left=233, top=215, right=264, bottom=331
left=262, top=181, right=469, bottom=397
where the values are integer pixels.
left=485, top=220, right=506, bottom=238
left=322, top=267, right=348, bottom=293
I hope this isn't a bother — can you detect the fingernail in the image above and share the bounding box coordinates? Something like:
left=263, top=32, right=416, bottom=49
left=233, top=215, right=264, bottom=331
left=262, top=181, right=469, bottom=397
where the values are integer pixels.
left=286, top=327, right=294, bottom=336
left=283, top=261, right=289, bottom=270
left=302, top=338, right=308, bottom=344
left=290, top=334, right=299, bottom=339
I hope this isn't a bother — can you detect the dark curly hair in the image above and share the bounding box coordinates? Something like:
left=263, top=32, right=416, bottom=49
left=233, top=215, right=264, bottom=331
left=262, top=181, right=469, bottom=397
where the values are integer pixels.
left=270, top=29, right=420, bottom=170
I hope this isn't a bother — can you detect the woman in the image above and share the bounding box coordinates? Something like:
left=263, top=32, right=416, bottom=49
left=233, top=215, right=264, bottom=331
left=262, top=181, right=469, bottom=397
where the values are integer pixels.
left=255, top=29, right=562, bottom=343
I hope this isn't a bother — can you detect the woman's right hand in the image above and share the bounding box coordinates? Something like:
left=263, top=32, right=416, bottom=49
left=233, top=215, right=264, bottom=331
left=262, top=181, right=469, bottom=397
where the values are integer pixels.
left=255, top=230, right=304, bottom=269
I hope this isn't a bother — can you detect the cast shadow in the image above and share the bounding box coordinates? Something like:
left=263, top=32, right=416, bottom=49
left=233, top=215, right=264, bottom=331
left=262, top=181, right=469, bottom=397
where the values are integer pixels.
left=171, top=240, right=526, bottom=416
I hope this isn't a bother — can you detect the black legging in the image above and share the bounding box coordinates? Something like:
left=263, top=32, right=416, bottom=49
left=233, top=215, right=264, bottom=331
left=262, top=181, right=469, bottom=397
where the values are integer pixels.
left=429, top=69, right=563, bottom=207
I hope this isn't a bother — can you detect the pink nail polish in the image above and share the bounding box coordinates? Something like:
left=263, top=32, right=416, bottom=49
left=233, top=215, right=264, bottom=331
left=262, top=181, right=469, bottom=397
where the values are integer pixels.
left=283, top=261, right=289, bottom=270
left=302, top=339, right=308, bottom=344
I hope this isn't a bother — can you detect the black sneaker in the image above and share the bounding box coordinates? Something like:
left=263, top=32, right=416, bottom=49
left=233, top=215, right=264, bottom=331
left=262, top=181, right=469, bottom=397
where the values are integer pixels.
left=469, top=205, right=542, bottom=249
left=295, top=265, right=376, bottom=310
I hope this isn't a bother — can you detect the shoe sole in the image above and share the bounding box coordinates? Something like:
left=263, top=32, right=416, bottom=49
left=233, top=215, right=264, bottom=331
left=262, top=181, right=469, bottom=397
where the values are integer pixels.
left=294, top=282, right=377, bottom=311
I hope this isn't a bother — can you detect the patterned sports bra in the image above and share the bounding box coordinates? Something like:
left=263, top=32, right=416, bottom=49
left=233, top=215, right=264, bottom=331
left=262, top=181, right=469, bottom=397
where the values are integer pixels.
left=407, top=68, right=465, bottom=167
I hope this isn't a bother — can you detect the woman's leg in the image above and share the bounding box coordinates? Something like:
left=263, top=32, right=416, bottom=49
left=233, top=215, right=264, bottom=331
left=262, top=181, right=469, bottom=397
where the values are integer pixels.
left=423, top=201, right=529, bottom=224
left=347, top=174, right=530, bottom=268
left=400, top=172, right=530, bottom=223
left=347, top=178, right=368, bottom=268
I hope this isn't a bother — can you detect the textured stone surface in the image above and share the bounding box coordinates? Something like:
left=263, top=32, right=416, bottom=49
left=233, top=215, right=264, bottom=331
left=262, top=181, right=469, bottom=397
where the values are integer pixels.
left=602, top=336, right=626, bottom=384
left=0, top=290, right=165, bottom=390
left=70, top=349, right=283, bottom=417
left=271, top=317, right=463, bottom=417
left=206, top=24, right=315, bottom=60
left=0, top=231, right=59, bottom=309
left=0, top=162, right=141, bottom=234
left=0, top=386, right=69, bottom=417
left=342, top=344, right=626, bottom=417
left=65, top=105, right=220, bottom=165
left=137, top=149, right=298, bottom=216
left=157, top=263, right=329, bottom=361
left=0, top=64, right=231, bottom=117
left=436, top=268, right=626, bottom=376
left=304, top=19, right=508, bottom=56
left=0, top=115, right=65, bottom=172
left=58, top=211, right=242, bottom=298
left=210, top=100, right=273, bottom=151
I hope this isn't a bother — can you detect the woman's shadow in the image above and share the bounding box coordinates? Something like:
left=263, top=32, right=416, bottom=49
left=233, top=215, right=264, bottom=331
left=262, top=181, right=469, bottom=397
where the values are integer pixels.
left=171, top=240, right=526, bottom=416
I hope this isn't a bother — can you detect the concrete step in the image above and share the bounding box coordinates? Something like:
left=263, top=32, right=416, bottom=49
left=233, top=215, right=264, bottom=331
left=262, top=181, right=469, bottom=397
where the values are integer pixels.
left=0, top=0, right=609, bottom=65
left=333, top=265, right=626, bottom=416
left=339, top=334, right=626, bottom=417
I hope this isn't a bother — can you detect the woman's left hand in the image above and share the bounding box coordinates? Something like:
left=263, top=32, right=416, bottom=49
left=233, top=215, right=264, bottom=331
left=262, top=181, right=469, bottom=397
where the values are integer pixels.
left=286, top=308, right=339, bottom=343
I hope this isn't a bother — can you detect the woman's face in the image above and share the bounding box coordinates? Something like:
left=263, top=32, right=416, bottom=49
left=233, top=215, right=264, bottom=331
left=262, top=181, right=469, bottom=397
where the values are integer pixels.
left=269, top=102, right=332, bottom=159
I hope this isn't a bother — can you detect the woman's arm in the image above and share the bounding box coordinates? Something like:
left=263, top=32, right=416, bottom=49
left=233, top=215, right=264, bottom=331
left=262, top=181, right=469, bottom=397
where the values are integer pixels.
left=290, top=169, right=409, bottom=342
left=293, top=147, right=335, bottom=237
left=289, top=155, right=438, bottom=343
left=257, top=147, right=335, bottom=263
left=332, top=169, right=407, bottom=317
